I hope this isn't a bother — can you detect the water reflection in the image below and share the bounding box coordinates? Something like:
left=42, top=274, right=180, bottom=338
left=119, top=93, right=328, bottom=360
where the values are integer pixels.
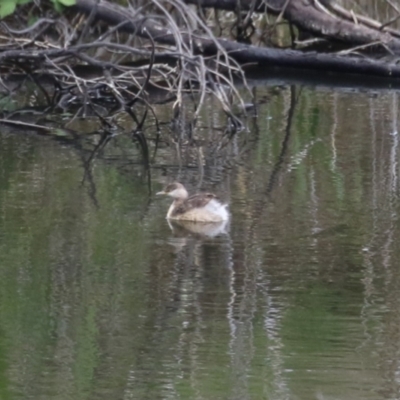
left=2, top=84, right=400, bottom=399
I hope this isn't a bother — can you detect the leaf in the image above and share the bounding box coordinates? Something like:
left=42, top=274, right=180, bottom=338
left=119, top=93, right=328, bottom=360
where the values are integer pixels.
left=50, top=0, right=62, bottom=13
left=28, top=15, right=38, bottom=26
left=50, top=0, right=75, bottom=12
left=57, top=0, right=76, bottom=6
left=52, top=128, right=71, bottom=137
left=0, top=1, right=16, bottom=18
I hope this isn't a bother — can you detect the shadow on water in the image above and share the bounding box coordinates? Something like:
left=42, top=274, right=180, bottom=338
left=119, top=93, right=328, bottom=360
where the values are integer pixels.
left=2, top=72, right=400, bottom=399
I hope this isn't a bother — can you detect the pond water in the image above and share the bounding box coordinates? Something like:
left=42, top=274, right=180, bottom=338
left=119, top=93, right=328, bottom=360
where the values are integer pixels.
left=1, top=81, right=400, bottom=400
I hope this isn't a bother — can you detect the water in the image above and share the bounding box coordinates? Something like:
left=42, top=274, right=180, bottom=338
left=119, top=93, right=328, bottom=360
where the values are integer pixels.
left=0, top=84, right=400, bottom=399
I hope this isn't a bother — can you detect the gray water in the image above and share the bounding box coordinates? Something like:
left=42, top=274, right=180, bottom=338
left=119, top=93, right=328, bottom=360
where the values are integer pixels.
left=0, top=84, right=399, bottom=399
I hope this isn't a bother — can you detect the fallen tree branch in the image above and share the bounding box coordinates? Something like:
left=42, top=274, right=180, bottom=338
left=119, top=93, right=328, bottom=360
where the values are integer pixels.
left=319, top=0, right=400, bottom=38
left=183, top=0, right=400, bottom=52
left=71, top=0, right=400, bottom=79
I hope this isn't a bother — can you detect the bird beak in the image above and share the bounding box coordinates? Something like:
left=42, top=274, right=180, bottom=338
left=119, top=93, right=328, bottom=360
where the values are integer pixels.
left=156, top=191, right=166, bottom=196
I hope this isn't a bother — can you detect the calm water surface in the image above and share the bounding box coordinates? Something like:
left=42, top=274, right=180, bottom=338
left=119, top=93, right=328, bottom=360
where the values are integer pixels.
left=0, top=85, right=400, bottom=399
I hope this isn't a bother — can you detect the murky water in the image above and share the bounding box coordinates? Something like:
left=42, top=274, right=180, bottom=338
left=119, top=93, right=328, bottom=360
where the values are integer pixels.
left=1, top=83, right=400, bottom=399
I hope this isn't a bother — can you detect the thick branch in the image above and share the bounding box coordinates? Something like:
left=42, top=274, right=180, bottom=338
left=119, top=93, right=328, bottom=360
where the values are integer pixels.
left=183, top=0, right=400, bottom=52
left=72, top=0, right=400, bottom=79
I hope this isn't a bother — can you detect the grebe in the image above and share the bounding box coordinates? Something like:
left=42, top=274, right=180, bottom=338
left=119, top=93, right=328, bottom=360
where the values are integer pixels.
left=168, top=219, right=229, bottom=237
left=156, top=182, right=229, bottom=222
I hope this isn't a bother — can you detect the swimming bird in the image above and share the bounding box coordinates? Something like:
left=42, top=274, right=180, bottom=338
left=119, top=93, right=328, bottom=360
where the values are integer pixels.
left=168, top=218, right=229, bottom=237
left=156, top=182, right=229, bottom=222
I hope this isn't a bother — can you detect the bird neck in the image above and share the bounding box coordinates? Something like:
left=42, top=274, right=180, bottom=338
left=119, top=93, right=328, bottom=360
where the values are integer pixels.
left=172, top=188, right=188, bottom=200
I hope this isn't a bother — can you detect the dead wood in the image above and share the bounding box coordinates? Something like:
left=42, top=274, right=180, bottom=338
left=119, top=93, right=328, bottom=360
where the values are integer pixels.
left=184, top=0, right=400, bottom=52
left=281, top=0, right=400, bottom=51
left=2, top=0, right=400, bottom=139
left=71, top=0, right=400, bottom=79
